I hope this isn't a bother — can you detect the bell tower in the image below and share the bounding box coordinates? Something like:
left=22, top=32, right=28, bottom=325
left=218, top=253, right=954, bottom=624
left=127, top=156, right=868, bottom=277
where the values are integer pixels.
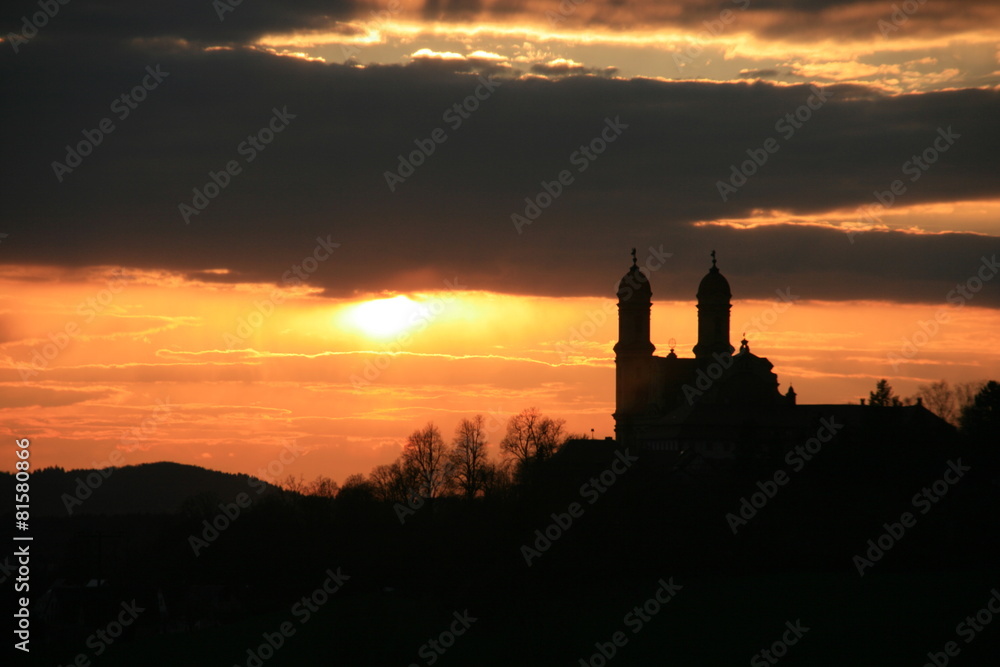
left=613, top=249, right=655, bottom=442
left=693, top=250, right=734, bottom=360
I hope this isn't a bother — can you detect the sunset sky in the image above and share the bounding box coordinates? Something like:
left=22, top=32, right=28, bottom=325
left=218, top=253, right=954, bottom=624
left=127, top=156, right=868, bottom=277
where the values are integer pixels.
left=1, top=0, right=998, bottom=484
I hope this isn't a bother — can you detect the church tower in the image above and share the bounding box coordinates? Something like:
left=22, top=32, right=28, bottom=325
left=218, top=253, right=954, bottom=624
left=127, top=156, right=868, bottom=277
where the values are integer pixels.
left=693, top=251, right=734, bottom=360
left=613, top=249, right=655, bottom=441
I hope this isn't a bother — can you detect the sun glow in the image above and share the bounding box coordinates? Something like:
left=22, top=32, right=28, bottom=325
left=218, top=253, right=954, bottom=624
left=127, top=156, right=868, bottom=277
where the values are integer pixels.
left=345, top=295, right=424, bottom=338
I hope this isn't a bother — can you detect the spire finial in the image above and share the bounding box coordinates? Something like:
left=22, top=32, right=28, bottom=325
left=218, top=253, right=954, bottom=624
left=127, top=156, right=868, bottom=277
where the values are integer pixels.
left=711, top=249, right=717, bottom=268
left=631, top=247, right=637, bottom=267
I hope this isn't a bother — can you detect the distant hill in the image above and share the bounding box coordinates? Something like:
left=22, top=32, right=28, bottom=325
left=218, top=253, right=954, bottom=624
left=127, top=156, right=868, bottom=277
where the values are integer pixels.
left=3, top=462, right=280, bottom=517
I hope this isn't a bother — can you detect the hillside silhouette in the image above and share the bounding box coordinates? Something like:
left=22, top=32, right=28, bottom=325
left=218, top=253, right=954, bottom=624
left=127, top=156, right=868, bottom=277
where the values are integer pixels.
left=9, top=413, right=1000, bottom=666
left=3, top=462, right=281, bottom=517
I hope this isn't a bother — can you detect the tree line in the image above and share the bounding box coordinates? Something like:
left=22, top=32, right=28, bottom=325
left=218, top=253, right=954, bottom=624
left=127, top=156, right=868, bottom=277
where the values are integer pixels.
left=278, top=379, right=998, bottom=499
left=868, top=378, right=999, bottom=438
left=303, top=407, right=570, bottom=505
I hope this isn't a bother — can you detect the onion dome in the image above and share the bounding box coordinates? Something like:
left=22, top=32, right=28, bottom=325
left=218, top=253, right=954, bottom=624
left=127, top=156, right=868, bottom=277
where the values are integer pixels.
left=697, top=250, right=731, bottom=303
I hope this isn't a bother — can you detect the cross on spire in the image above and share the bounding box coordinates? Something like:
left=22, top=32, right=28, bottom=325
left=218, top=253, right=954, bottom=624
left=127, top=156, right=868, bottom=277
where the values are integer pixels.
left=711, top=249, right=717, bottom=268
left=631, top=247, right=637, bottom=267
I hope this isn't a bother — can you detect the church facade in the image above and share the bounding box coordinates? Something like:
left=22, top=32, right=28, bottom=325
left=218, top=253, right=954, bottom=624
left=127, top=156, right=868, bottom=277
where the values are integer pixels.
left=613, top=251, right=795, bottom=458
left=611, top=250, right=955, bottom=461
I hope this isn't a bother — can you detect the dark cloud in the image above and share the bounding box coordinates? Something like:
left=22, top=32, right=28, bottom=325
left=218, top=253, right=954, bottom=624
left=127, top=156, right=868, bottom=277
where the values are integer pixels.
left=738, top=68, right=781, bottom=79
left=1, top=0, right=357, bottom=46
left=4, top=0, right=997, bottom=50
left=0, top=37, right=997, bottom=307
left=530, top=60, right=617, bottom=77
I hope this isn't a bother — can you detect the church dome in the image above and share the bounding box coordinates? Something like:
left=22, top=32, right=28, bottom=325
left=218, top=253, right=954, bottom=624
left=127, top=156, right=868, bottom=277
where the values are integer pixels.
left=617, top=250, right=651, bottom=302
left=696, top=252, right=731, bottom=303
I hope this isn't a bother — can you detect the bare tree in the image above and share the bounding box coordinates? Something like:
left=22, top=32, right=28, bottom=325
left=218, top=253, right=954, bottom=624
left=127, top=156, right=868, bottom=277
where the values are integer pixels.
left=955, top=380, right=987, bottom=418
left=500, top=407, right=566, bottom=466
left=480, top=460, right=514, bottom=499
left=913, top=379, right=987, bottom=426
left=915, top=380, right=956, bottom=424
left=402, top=422, right=452, bottom=500
left=339, top=473, right=369, bottom=493
left=280, top=473, right=307, bottom=494
left=336, top=473, right=377, bottom=505
left=306, top=475, right=340, bottom=498
left=534, top=415, right=566, bottom=459
left=959, top=380, right=1000, bottom=441
left=369, top=462, right=413, bottom=504
left=450, top=415, right=490, bottom=499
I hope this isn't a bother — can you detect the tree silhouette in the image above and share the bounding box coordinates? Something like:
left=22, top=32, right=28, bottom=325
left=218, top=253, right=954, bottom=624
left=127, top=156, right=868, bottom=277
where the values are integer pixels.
left=954, top=380, right=986, bottom=417
left=500, top=407, right=566, bottom=468
left=306, top=475, right=340, bottom=498
left=337, top=473, right=376, bottom=504
left=915, top=380, right=957, bottom=423
left=913, top=379, right=986, bottom=425
left=369, top=461, right=414, bottom=504
left=959, top=380, right=1000, bottom=442
left=869, top=379, right=902, bottom=407
left=280, top=473, right=307, bottom=493
left=450, top=415, right=490, bottom=499
left=402, top=422, right=452, bottom=500
left=479, top=461, right=514, bottom=499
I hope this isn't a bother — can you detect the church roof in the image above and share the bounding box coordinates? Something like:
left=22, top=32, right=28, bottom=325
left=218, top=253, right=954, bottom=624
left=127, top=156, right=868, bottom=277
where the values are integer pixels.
left=617, top=248, right=651, bottom=302
left=697, top=251, right=731, bottom=302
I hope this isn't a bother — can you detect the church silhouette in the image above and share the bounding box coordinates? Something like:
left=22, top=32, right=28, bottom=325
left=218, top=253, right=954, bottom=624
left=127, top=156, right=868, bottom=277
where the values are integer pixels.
left=610, top=250, right=953, bottom=461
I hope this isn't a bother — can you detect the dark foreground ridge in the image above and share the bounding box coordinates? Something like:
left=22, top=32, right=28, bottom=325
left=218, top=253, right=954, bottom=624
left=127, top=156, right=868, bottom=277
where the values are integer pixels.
left=4, top=427, right=999, bottom=666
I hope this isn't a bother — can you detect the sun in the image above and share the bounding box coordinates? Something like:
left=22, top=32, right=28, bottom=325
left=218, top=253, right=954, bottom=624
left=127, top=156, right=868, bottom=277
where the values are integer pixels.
left=345, top=295, right=423, bottom=338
